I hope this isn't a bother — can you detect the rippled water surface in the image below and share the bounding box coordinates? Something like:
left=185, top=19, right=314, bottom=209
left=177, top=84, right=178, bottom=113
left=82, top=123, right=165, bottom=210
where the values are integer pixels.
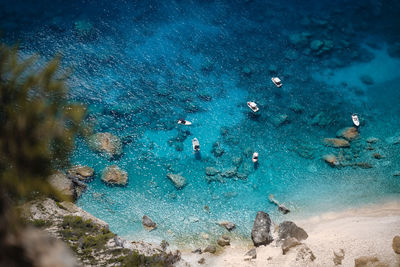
left=2, top=0, right=400, bottom=246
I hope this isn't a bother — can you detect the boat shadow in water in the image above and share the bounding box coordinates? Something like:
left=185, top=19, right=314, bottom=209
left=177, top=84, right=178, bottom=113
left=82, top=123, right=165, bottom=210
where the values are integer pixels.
left=194, top=151, right=201, bottom=160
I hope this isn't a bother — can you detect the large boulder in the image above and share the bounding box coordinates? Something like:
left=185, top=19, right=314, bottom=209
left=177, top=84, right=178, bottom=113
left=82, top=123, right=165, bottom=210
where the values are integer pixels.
left=336, top=127, right=359, bottom=141
left=88, top=132, right=122, bottom=159
left=393, top=235, right=400, bottom=254
left=142, top=215, right=157, bottom=231
left=278, top=221, right=308, bottom=242
left=101, top=166, right=128, bottom=185
left=67, top=165, right=94, bottom=181
left=166, top=173, right=186, bottom=189
left=251, top=211, right=273, bottom=247
left=323, top=138, right=350, bottom=148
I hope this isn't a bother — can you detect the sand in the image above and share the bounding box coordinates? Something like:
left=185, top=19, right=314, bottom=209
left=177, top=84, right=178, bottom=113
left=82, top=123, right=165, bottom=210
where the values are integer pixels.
left=179, top=200, right=400, bottom=266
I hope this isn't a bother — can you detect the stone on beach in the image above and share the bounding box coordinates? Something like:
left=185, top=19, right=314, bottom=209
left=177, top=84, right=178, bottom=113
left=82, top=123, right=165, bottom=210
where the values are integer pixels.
left=278, top=221, right=308, bottom=242
left=67, top=165, right=94, bottom=181
left=217, top=235, right=230, bottom=247
left=354, top=256, right=384, bottom=267
left=251, top=211, right=273, bottom=247
left=218, top=221, right=236, bottom=231
left=244, top=248, right=257, bottom=260
left=101, top=165, right=128, bottom=185
left=333, top=249, right=345, bottom=265
left=166, top=173, right=187, bottom=189
left=204, top=245, right=216, bottom=254
left=323, top=154, right=339, bottom=167
left=323, top=138, right=350, bottom=148
left=393, top=235, right=400, bottom=254
left=88, top=132, right=122, bottom=159
left=336, top=127, right=359, bottom=141
left=142, top=215, right=157, bottom=231
left=281, top=237, right=301, bottom=255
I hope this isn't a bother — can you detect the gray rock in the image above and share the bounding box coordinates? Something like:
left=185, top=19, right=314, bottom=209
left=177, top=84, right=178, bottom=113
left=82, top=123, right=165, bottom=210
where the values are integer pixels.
left=244, top=248, right=257, bottom=260
left=205, top=167, right=219, bottom=176
left=278, top=221, right=308, bottom=242
left=282, top=237, right=301, bottom=255
left=251, top=211, right=273, bottom=247
left=218, top=221, right=236, bottom=231
left=166, top=173, right=186, bottom=189
left=204, top=245, right=216, bottom=254
left=198, top=258, right=206, bottom=264
left=217, top=235, right=230, bottom=247
left=142, top=215, right=157, bottom=231
left=333, top=249, right=345, bottom=265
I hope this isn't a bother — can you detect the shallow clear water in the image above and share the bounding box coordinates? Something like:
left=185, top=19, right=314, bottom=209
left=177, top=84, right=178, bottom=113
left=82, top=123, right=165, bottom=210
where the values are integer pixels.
left=2, top=0, right=400, bottom=247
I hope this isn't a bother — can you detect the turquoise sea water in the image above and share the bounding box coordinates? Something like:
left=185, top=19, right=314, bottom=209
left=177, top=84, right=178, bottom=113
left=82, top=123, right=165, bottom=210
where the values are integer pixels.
left=1, top=0, right=400, bottom=247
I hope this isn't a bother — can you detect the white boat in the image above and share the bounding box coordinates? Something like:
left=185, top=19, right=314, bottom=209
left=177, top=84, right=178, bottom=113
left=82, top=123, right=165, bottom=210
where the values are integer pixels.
left=247, top=101, right=259, bottom=113
left=351, top=114, right=360, bottom=127
left=271, top=77, right=282, bottom=87
left=252, top=152, right=259, bottom=163
left=192, top=138, right=200, bottom=152
left=177, top=119, right=192, bottom=125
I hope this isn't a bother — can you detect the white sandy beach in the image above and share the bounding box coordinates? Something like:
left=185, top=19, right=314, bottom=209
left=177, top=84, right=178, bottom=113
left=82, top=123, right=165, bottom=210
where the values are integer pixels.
left=180, top=200, right=400, bottom=267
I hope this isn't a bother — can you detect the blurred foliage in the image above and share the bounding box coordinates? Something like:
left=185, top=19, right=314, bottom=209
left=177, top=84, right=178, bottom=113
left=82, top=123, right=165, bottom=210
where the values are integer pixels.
left=0, top=44, right=86, bottom=200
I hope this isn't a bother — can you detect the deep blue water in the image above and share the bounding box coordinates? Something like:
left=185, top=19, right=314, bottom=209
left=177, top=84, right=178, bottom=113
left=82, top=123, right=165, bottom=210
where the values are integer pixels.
left=2, top=0, right=400, bottom=247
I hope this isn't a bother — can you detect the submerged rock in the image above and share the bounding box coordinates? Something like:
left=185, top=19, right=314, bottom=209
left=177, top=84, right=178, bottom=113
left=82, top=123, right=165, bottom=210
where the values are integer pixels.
left=310, top=39, right=324, bottom=51
left=205, top=167, right=219, bottom=176
left=142, top=215, right=157, bottom=231
left=251, top=211, right=273, bottom=247
left=101, top=165, right=128, bottom=185
left=88, top=132, right=122, bottom=159
left=366, top=137, right=379, bottom=144
left=323, top=138, right=350, bottom=148
left=360, top=75, right=374, bottom=85
left=67, top=165, right=94, bottom=181
left=166, top=173, right=186, bottom=189
left=272, top=114, right=289, bottom=126
left=278, top=221, right=308, bottom=242
left=221, top=167, right=237, bottom=178
left=323, top=154, right=339, bottom=167
left=356, top=162, right=373, bottom=169
left=336, top=127, right=359, bottom=141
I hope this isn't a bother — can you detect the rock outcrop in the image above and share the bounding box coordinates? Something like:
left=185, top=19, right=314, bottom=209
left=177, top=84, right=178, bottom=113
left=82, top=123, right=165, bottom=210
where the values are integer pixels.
left=166, top=173, right=186, bottom=189
left=49, top=171, right=86, bottom=200
left=67, top=165, right=94, bottom=181
left=336, top=127, right=359, bottom=141
left=251, top=211, right=273, bottom=247
left=323, top=138, right=350, bottom=148
left=142, top=215, right=157, bottom=231
left=88, top=132, right=122, bottom=159
left=278, top=221, right=308, bottom=242
left=101, top=165, right=128, bottom=185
